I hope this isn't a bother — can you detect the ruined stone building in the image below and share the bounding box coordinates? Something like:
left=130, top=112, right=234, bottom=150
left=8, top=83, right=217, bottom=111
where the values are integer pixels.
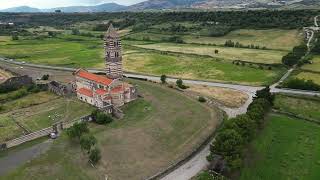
left=75, top=24, right=137, bottom=113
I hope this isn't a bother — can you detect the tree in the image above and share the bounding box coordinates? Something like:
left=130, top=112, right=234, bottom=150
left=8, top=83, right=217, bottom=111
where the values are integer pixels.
left=80, top=134, right=97, bottom=153
left=198, top=96, right=207, bottom=103
left=67, top=122, right=89, bottom=139
left=160, top=75, right=167, bottom=84
left=72, top=29, right=80, bottom=35
left=211, top=129, right=243, bottom=157
left=92, top=110, right=113, bottom=124
left=176, top=79, right=183, bottom=88
left=254, top=86, right=274, bottom=104
left=12, top=35, right=19, bottom=41
left=215, top=49, right=219, bottom=54
left=224, top=115, right=257, bottom=143
left=41, top=74, right=50, bottom=80
left=89, top=147, right=101, bottom=164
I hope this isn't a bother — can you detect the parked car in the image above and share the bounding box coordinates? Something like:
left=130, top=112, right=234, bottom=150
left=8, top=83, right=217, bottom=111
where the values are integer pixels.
left=49, top=132, right=58, bottom=139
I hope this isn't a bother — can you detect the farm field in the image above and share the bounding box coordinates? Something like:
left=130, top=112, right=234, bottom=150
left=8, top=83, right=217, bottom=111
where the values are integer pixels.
left=186, top=85, right=249, bottom=108
left=301, top=55, right=320, bottom=73
left=240, top=114, right=320, bottom=180
left=0, top=34, right=286, bottom=86
left=134, top=43, right=287, bottom=64
left=293, top=71, right=320, bottom=85
left=0, top=79, right=223, bottom=180
left=128, top=29, right=302, bottom=51
left=123, top=51, right=286, bottom=86
left=274, top=94, right=320, bottom=121
left=0, top=91, right=94, bottom=143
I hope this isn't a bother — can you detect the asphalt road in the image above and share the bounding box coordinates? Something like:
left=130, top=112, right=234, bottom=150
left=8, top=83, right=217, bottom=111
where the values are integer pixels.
left=0, top=140, right=52, bottom=176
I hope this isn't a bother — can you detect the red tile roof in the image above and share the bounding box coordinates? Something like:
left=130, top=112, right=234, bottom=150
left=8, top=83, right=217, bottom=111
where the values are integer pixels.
left=76, top=69, right=113, bottom=86
left=96, top=89, right=108, bottom=95
left=77, top=88, right=93, bottom=97
left=111, top=86, right=124, bottom=93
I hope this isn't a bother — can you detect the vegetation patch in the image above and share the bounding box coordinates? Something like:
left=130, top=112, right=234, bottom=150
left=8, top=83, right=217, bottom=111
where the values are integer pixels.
left=187, top=85, right=249, bottom=108
left=240, top=114, right=320, bottom=180
left=134, top=43, right=287, bottom=64
left=274, top=94, right=320, bottom=121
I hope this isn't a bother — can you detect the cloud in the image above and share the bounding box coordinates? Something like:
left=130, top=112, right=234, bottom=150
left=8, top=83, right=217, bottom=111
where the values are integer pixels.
left=0, top=0, right=145, bottom=9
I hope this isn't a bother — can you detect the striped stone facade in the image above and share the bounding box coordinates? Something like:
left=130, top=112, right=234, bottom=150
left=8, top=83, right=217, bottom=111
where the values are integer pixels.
left=104, top=24, right=123, bottom=79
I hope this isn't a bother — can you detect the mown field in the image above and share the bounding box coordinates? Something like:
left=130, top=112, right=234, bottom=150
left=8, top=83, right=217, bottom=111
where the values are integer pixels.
left=274, top=94, right=320, bottom=121
left=134, top=43, right=287, bottom=64
left=240, top=114, right=320, bottom=180
left=301, top=55, right=320, bottom=73
left=127, top=29, right=302, bottom=51
left=293, top=71, right=320, bottom=85
left=0, top=79, right=222, bottom=180
left=0, top=91, right=94, bottom=143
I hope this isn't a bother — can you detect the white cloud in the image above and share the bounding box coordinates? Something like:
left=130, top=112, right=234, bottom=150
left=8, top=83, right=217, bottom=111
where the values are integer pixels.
left=0, top=0, right=145, bottom=9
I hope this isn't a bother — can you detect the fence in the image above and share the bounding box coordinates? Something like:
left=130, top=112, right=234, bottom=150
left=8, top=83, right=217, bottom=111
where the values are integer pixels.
left=3, top=115, right=91, bottom=149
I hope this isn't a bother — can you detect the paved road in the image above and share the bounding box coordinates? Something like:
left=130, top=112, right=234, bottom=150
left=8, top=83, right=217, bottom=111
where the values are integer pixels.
left=1, top=58, right=320, bottom=180
left=0, top=140, right=52, bottom=175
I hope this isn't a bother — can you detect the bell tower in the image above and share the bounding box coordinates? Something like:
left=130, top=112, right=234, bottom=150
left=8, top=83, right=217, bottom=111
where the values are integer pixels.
left=104, top=24, right=123, bottom=79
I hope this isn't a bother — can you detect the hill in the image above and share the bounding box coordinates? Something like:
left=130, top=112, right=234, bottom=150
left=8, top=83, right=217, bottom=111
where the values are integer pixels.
left=0, top=6, right=41, bottom=13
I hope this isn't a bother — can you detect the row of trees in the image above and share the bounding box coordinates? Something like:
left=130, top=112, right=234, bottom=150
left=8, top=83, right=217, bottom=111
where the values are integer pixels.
left=283, top=78, right=320, bottom=91
left=67, top=122, right=101, bottom=164
left=1, top=10, right=316, bottom=30
left=224, top=40, right=266, bottom=50
left=282, top=44, right=308, bottom=66
left=207, top=87, right=274, bottom=176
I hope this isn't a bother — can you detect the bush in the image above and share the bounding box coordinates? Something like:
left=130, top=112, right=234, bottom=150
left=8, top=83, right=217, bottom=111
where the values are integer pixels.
left=92, top=110, right=113, bottom=124
left=283, top=78, right=320, bottom=91
left=160, top=75, right=167, bottom=84
left=12, top=35, right=19, bottom=41
left=89, top=147, right=101, bottom=165
left=80, top=134, right=97, bottom=153
left=198, top=96, right=207, bottom=103
left=41, top=74, right=50, bottom=80
left=67, top=122, right=89, bottom=139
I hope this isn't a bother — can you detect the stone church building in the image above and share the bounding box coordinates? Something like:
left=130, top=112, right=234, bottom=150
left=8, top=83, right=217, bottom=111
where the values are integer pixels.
left=74, top=24, right=137, bottom=113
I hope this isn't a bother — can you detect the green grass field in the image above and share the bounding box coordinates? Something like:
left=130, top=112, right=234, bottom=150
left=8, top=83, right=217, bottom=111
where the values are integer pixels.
left=0, top=34, right=286, bottom=85
left=124, top=51, right=286, bottom=85
left=274, top=94, right=320, bottom=121
left=0, top=79, right=222, bottom=180
left=301, top=55, right=320, bottom=73
left=134, top=43, right=287, bottom=64
left=240, top=114, right=320, bottom=180
left=127, top=29, right=302, bottom=51
left=0, top=92, right=94, bottom=143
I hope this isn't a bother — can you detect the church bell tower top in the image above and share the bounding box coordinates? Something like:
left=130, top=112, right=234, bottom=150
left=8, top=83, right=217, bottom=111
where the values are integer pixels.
left=106, top=23, right=119, bottom=38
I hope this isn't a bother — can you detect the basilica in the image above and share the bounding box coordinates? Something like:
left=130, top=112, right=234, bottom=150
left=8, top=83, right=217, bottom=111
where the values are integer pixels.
left=74, top=24, right=137, bottom=113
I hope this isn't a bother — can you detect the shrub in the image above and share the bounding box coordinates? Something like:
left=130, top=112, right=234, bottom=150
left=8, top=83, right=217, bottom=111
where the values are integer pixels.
left=283, top=78, right=320, bottom=91
left=41, top=74, right=50, bottom=80
left=89, top=147, right=101, bottom=165
left=198, top=96, right=207, bottom=103
left=92, top=110, right=113, bottom=125
left=67, top=122, right=89, bottom=139
left=80, top=134, right=97, bottom=154
left=160, top=75, right=167, bottom=84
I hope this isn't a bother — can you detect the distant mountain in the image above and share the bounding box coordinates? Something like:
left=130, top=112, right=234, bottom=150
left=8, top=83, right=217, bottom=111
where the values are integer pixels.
left=0, top=6, right=41, bottom=12
left=0, top=3, right=126, bottom=13
left=0, top=0, right=319, bottom=13
left=44, top=3, right=127, bottom=13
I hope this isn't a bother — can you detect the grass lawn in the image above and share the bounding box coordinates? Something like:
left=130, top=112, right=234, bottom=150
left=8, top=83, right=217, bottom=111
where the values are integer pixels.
left=0, top=92, right=94, bottom=143
left=124, top=51, right=286, bottom=86
left=1, top=79, right=223, bottom=180
left=134, top=43, right=287, bottom=64
left=240, top=114, right=320, bottom=180
left=301, top=55, right=320, bottom=73
left=274, top=94, right=320, bottom=121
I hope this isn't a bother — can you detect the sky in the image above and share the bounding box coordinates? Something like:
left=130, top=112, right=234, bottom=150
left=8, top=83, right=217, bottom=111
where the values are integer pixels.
left=0, top=0, right=145, bottom=9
